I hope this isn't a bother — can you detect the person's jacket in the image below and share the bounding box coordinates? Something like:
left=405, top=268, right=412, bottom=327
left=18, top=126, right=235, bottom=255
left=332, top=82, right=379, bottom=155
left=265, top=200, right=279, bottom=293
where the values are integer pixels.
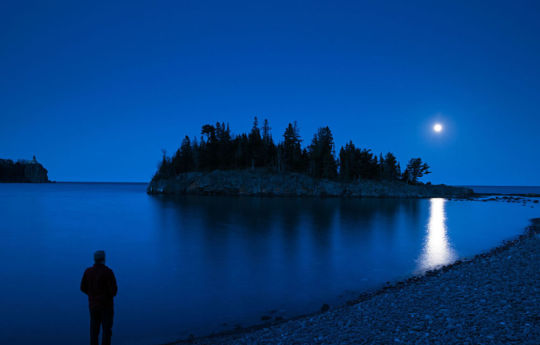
left=80, top=263, right=118, bottom=310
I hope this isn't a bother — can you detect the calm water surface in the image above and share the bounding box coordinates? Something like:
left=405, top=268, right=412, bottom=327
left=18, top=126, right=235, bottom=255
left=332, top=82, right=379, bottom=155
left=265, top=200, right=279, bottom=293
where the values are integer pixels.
left=466, top=185, right=540, bottom=194
left=0, top=183, right=538, bottom=345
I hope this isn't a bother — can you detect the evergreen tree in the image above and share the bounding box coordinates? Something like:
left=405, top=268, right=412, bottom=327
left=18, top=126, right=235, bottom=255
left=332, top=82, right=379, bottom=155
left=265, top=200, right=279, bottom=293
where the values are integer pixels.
left=172, top=136, right=194, bottom=173
left=356, top=148, right=378, bottom=179
left=261, top=119, right=276, bottom=168
left=248, top=117, right=263, bottom=168
left=308, top=126, right=337, bottom=179
left=338, top=141, right=358, bottom=181
left=280, top=122, right=303, bottom=172
left=191, top=137, right=200, bottom=170
left=379, top=153, right=385, bottom=180
left=262, top=119, right=272, bottom=144
left=234, top=133, right=250, bottom=169
left=215, top=122, right=232, bottom=168
left=382, top=152, right=400, bottom=180
left=157, top=149, right=173, bottom=177
left=199, top=124, right=217, bottom=170
left=401, top=168, right=410, bottom=184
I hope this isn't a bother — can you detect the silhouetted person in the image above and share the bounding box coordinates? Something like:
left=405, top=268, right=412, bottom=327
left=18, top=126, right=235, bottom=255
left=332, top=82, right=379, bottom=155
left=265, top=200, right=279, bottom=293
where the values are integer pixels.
left=81, top=250, right=118, bottom=345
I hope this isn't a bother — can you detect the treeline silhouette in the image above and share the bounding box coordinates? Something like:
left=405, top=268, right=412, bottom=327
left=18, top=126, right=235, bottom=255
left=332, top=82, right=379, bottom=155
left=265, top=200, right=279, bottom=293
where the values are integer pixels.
left=0, top=156, right=49, bottom=183
left=155, top=118, right=431, bottom=184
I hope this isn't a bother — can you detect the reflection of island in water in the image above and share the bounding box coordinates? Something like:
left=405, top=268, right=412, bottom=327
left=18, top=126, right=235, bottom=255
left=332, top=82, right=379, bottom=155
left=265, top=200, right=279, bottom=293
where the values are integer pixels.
left=418, top=198, right=456, bottom=271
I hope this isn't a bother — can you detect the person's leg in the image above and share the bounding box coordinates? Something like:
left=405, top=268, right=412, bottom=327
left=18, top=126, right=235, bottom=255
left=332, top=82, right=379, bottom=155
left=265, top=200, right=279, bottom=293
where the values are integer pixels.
left=89, top=309, right=102, bottom=345
left=101, top=308, right=114, bottom=345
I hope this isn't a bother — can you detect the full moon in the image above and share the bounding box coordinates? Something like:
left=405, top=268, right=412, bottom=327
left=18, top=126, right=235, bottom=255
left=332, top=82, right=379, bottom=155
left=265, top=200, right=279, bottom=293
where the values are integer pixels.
left=433, top=123, right=443, bottom=133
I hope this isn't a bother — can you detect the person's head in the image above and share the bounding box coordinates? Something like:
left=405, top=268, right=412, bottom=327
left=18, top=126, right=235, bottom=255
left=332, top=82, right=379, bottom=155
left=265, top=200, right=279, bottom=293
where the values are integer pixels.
left=94, top=250, right=105, bottom=264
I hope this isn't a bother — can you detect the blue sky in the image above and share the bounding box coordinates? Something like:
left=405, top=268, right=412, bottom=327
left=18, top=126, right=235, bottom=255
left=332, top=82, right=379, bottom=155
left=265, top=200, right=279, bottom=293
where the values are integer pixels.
left=1, top=0, right=539, bottom=184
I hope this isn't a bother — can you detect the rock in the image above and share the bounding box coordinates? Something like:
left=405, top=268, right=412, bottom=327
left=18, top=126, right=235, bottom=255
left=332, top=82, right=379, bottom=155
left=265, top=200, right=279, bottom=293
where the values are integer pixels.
left=146, top=170, right=473, bottom=198
left=320, top=304, right=330, bottom=312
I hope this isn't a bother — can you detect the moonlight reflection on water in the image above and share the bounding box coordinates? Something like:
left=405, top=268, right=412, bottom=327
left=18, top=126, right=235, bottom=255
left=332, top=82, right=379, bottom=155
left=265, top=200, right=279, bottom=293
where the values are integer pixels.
left=419, top=198, right=456, bottom=270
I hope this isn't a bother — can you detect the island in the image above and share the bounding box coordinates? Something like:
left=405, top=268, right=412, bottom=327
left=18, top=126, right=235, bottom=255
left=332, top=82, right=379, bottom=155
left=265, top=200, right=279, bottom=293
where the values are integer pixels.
left=0, top=156, right=49, bottom=183
left=147, top=119, right=472, bottom=198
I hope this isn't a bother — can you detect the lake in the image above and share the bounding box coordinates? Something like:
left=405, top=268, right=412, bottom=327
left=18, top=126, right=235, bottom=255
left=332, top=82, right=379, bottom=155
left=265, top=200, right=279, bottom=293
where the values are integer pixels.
left=0, top=183, right=538, bottom=345
left=465, top=185, right=540, bottom=195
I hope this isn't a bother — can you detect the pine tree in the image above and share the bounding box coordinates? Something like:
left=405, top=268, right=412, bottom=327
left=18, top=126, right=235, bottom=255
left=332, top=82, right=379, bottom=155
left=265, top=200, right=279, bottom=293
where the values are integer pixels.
left=157, top=149, right=173, bottom=177
left=262, top=119, right=272, bottom=145
left=216, top=122, right=232, bottom=168
left=172, top=136, right=194, bottom=173
left=261, top=119, right=276, bottom=168
left=280, top=122, right=303, bottom=172
left=200, top=124, right=218, bottom=170
left=383, top=152, right=400, bottom=180
left=338, top=141, right=357, bottom=181
left=248, top=117, right=263, bottom=169
left=308, top=126, right=337, bottom=179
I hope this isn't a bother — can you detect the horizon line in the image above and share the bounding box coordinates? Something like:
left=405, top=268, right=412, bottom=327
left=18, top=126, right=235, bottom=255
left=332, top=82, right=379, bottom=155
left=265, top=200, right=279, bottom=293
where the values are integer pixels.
left=47, top=181, right=540, bottom=187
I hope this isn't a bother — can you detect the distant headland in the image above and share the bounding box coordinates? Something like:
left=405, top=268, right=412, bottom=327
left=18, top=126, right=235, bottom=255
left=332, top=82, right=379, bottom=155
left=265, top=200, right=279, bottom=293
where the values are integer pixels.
left=148, top=118, right=472, bottom=198
left=0, top=156, right=49, bottom=183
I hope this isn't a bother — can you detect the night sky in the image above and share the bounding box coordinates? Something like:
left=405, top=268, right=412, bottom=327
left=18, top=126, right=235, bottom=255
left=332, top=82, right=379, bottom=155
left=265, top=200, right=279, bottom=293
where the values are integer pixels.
left=1, top=1, right=539, bottom=185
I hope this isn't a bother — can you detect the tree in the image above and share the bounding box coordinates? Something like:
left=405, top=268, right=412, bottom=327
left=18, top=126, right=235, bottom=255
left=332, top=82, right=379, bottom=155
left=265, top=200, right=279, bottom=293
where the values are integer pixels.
left=382, top=152, right=400, bottom=180
left=215, top=122, right=233, bottom=168
left=356, top=148, right=379, bottom=180
left=401, top=168, right=410, bottom=184
left=200, top=124, right=218, bottom=170
left=248, top=117, right=264, bottom=169
left=338, top=141, right=358, bottom=181
left=405, top=158, right=431, bottom=184
left=280, top=122, right=303, bottom=172
left=261, top=119, right=277, bottom=168
left=262, top=119, right=272, bottom=145
left=201, top=124, right=216, bottom=142
left=172, top=136, right=194, bottom=173
left=308, top=126, right=337, bottom=179
left=157, top=149, right=173, bottom=178
left=233, top=133, right=250, bottom=169
left=191, top=136, right=200, bottom=170
left=379, top=153, right=385, bottom=179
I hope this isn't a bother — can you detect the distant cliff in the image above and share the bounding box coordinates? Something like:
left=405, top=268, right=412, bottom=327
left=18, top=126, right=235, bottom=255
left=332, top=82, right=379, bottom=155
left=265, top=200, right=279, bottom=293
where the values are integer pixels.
left=147, top=170, right=473, bottom=198
left=0, top=157, right=49, bottom=183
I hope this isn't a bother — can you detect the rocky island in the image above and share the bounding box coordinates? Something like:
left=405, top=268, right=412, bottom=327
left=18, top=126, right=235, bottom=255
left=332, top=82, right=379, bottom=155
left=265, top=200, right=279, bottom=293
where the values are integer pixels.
left=147, top=119, right=473, bottom=198
left=0, top=156, right=49, bottom=183
left=147, top=169, right=472, bottom=198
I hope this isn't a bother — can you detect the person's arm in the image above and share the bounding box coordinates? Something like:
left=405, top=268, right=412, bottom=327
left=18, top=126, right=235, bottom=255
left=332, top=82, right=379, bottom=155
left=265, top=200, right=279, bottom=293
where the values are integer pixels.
left=109, top=270, right=118, bottom=297
left=80, top=270, right=89, bottom=295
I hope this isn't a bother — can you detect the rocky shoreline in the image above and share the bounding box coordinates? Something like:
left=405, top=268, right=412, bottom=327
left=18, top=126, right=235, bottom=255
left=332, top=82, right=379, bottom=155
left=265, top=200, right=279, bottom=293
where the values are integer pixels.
left=147, top=170, right=473, bottom=198
left=166, top=219, right=540, bottom=345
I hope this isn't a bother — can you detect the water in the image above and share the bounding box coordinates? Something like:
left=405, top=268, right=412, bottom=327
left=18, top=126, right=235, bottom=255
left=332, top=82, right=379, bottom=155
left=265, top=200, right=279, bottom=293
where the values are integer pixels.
left=0, top=183, right=538, bottom=345
left=466, top=185, right=540, bottom=195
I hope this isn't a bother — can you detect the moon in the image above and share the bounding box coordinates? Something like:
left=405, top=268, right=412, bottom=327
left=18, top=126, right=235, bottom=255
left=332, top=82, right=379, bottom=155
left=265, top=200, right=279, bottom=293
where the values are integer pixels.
left=433, top=123, right=443, bottom=133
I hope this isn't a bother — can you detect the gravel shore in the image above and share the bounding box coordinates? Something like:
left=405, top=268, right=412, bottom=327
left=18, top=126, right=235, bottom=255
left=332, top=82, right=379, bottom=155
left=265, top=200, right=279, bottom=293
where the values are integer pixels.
left=172, top=219, right=540, bottom=345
